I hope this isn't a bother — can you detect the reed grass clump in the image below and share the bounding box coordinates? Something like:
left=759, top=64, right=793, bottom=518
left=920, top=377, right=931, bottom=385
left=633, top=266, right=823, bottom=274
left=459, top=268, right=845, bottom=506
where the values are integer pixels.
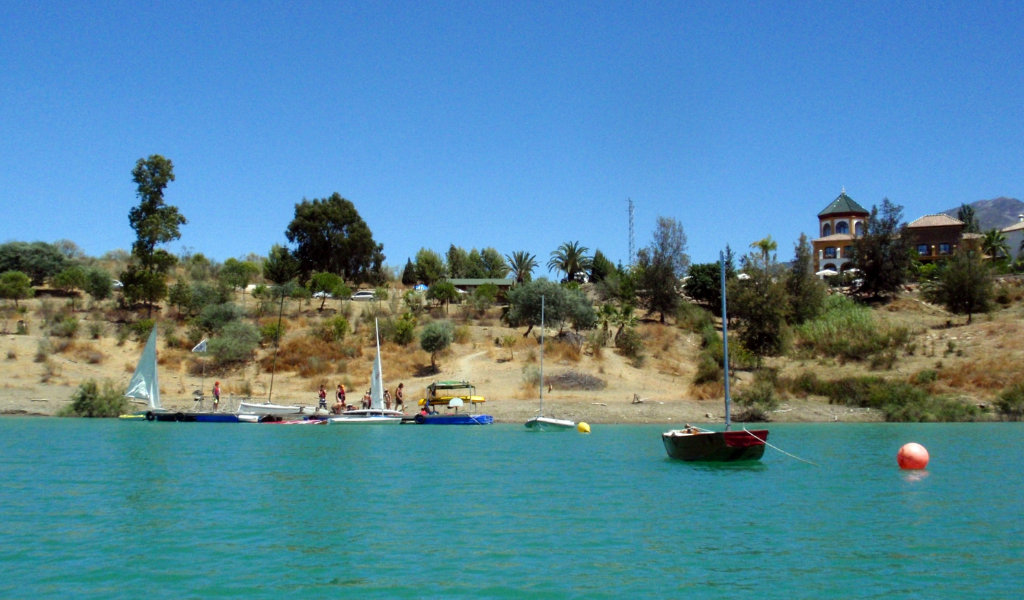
left=795, top=295, right=910, bottom=362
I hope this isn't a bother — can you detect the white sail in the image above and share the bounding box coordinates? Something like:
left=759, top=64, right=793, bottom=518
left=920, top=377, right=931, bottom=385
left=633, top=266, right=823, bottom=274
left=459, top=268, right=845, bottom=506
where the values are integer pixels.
left=125, top=327, right=161, bottom=410
left=370, top=319, right=384, bottom=410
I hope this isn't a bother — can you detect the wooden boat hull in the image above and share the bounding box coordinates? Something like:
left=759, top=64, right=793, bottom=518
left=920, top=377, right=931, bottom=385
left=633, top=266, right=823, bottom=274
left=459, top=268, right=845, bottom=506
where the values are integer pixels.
left=662, top=430, right=768, bottom=462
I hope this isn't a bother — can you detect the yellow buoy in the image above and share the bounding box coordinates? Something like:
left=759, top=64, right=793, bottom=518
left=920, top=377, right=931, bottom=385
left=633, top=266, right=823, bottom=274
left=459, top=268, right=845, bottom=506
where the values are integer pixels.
left=577, top=422, right=591, bottom=434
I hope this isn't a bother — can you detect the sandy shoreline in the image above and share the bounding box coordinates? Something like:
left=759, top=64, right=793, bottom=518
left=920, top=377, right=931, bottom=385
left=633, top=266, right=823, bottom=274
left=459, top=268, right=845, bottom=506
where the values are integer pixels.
left=0, top=388, right=883, bottom=424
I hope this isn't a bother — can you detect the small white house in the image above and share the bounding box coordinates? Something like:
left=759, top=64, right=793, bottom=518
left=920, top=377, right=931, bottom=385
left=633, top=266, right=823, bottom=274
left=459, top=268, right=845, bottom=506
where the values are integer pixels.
left=1003, top=214, right=1024, bottom=262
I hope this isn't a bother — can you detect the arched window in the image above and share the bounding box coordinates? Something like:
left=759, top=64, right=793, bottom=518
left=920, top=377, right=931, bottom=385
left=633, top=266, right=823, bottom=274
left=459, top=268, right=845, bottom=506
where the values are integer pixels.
left=855, top=222, right=864, bottom=236
left=843, top=246, right=853, bottom=258
left=836, top=221, right=849, bottom=234
left=822, top=223, right=832, bottom=237
left=824, top=247, right=837, bottom=259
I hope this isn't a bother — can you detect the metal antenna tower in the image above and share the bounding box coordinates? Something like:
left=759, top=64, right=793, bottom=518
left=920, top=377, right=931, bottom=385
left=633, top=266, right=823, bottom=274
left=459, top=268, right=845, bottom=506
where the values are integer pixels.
left=627, top=198, right=635, bottom=266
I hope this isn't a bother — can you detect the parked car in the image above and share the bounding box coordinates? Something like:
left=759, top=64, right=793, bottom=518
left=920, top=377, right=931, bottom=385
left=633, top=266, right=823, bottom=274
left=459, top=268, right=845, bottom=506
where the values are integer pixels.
left=112, top=280, right=124, bottom=289
left=350, top=290, right=375, bottom=301
left=312, top=292, right=333, bottom=299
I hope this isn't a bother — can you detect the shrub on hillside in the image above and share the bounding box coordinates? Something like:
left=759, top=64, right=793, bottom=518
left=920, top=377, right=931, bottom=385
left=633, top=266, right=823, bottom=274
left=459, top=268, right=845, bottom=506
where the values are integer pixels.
left=676, top=302, right=713, bottom=334
left=996, top=383, right=1024, bottom=421
left=795, top=295, right=910, bottom=362
left=615, top=326, right=645, bottom=367
left=208, top=322, right=260, bottom=366
left=197, top=302, right=243, bottom=333
left=58, top=379, right=128, bottom=418
left=311, top=316, right=349, bottom=343
left=50, top=316, right=79, bottom=338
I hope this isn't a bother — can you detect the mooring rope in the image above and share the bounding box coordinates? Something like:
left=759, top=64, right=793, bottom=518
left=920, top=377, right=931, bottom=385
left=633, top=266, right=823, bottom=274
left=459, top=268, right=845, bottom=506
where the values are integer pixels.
left=742, top=426, right=820, bottom=467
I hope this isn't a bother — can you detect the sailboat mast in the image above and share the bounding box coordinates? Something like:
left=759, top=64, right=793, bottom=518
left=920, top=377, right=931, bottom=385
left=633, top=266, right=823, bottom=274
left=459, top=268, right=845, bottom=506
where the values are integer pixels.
left=720, top=250, right=731, bottom=431
left=539, top=295, right=544, bottom=418
left=267, top=289, right=285, bottom=403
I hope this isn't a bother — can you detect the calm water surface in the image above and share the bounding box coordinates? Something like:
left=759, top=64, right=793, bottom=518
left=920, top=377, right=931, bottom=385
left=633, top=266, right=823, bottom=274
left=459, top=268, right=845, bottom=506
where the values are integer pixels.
left=0, top=419, right=1021, bottom=599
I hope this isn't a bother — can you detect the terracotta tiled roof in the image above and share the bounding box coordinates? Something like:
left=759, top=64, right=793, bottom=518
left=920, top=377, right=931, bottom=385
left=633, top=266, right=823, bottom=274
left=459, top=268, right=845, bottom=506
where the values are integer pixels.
left=907, top=214, right=964, bottom=228
left=818, top=192, right=869, bottom=217
left=813, top=234, right=856, bottom=242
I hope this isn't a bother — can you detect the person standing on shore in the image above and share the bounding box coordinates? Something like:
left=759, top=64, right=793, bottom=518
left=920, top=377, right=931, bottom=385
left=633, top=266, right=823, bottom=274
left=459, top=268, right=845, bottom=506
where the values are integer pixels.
left=394, top=383, right=404, bottom=412
left=337, top=384, right=346, bottom=410
left=212, top=381, right=221, bottom=411
left=318, top=385, right=327, bottom=411
left=384, top=389, right=392, bottom=410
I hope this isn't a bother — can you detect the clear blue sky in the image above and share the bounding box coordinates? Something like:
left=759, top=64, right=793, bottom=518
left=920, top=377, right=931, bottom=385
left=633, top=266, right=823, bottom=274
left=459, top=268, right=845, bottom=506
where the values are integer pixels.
left=2, top=1, right=1022, bottom=272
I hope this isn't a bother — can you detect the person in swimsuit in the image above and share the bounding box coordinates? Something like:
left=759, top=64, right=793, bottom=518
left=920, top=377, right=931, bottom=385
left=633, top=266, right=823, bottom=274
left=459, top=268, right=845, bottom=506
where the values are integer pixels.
left=212, top=381, right=221, bottom=411
left=318, top=385, right=327, bottom=411
left=394, top=383, right=404, bottom=411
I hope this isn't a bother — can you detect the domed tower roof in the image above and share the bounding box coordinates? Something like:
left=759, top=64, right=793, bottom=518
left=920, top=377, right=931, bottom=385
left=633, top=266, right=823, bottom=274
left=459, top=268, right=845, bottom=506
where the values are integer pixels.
left=818, top=191, right=868, bottom=217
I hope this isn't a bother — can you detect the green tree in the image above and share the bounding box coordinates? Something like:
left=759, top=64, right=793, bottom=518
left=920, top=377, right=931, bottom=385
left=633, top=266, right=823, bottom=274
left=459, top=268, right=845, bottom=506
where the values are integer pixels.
left=53, top=266, right=87, bottom=310
left=853, top=198, right=913, bottom=298
left=446, top=245, right=469, bottom=278
left=504, top=279, right=570, bottom=336
left=125, top=155, right=186, bottom=316
left=427, top=281, right=458, bottom=313
left=566, top=287, right=597, bottom=332
left=264, top=244, right=299, bottom=285
left=957, top=204, right=980, bottom=233
left=220, top=258, right=260, bottom=306
left=420, top=320, right=454, bottom=370
left=84, top=267, right=114, bottom=301
left=414, top=248, right=446, bottom=284
left=590, top=249, right=615, bottom=283
left=0, top=271, right=34, bottom=306
left=401, top=259, right=417, bottom=286
left=466, top=249, right=487, bottom=278
left=480, top=247, right=509, bottom=278
left=208, top=321, right=261, bottom=366
left=729, top=257, right=790, bottom=366
left=749, top=235, right=778, bottom=275
left=285, top=193, right=383, bottom=283
left=785, top=234, right=826, bottom=325
left=309, top=271, right=344, bottom=311
left=634, top=217, right=690, bottom=323
left=683, top=262, right=725, bottom=314
left=923, top=251, right=992, bottom=324
left=548, top=241, right=592, bottom=282
left=168, top=280, right=193, bottom=315
left=0, top=241, right=68, bottom=285
left=63, top=379, right=128, bottom=418
left=506, top=251, right=538, bottom=284
left=982, top=229, right=1010, bottom=262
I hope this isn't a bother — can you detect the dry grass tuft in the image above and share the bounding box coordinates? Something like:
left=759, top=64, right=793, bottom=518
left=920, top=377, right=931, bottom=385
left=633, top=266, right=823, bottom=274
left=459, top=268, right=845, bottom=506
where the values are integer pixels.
left=73, top=345, right=106, bottom=365
left=545, top=341, right=581, bottom=363
left=939, top=355, right=1024, bottom=391
left=689, top=381, right=724, bottom=400
left=157, top=349, right=185, bottom=369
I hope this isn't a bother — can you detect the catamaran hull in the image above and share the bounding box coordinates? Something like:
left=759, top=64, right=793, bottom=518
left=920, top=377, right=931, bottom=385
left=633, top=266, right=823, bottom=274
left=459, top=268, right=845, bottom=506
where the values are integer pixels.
left=662, top=430, right=768, bottom=462
left=525, top=416, right=576, bottom=431
left=145, top=412, right=242, bottom=423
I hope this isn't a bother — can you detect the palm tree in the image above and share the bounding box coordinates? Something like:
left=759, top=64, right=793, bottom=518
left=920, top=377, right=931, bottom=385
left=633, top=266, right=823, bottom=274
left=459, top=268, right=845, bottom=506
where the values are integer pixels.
left=547, top=241, right=592, bottom=282
left=505, top=251, right=538, bottom=284
left=982, top=229, right=1009, bottom=262
left=750, top=235, right=777, bottom=274
left=612, top=304, right=638, bottom=343
left=596, top=303, right=620, bottom=345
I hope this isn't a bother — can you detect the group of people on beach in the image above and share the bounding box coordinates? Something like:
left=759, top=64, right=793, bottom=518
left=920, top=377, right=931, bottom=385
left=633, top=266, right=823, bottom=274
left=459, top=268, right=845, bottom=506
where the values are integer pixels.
left=317, top=383, right=405, bottom=415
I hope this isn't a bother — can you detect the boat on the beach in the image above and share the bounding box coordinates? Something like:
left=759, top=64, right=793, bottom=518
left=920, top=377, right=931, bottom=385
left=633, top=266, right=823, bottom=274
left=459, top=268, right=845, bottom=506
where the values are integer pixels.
left=412, top=398, right=493, bottom=424
left=329, top=320, right=403, bottom=425
left=236, top=400, right=308, bottom=416
left=525, top=296, right=576, bottom=431
left=662, top=251, right=768, bottom=461
left=412, top=382, right=493, bottom=424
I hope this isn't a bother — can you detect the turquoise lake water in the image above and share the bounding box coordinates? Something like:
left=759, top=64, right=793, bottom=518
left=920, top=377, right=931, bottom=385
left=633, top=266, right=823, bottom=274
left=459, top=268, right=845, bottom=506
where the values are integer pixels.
left=1, top=419, right=1021, bottom=599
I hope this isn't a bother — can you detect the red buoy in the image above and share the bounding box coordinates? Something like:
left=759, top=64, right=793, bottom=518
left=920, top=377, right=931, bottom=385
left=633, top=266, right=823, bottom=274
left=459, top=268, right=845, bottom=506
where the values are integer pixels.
left=897, top=443, right=929, bottom=470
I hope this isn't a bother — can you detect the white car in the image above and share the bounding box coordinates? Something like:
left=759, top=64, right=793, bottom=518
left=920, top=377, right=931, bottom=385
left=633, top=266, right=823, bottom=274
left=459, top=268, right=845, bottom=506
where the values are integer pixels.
left=350, top=290, right=375, bottom=301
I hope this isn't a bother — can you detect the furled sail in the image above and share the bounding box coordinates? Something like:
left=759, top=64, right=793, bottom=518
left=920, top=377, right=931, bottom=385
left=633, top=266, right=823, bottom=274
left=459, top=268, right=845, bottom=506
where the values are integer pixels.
left=370, top=319, right=384, bottom=410
left=125, top=327, right=161, bottom=410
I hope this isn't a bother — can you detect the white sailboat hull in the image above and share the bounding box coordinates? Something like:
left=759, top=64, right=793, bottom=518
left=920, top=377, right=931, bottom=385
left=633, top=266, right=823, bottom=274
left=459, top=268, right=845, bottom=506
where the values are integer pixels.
left=525, top=416, right=576, bottom=430
left=237, top=401, right=307, bottom=416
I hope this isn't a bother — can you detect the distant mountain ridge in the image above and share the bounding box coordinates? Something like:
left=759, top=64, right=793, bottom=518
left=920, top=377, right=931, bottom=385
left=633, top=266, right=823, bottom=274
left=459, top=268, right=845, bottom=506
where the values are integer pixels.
left=940, top=197, right=1024, bottom=231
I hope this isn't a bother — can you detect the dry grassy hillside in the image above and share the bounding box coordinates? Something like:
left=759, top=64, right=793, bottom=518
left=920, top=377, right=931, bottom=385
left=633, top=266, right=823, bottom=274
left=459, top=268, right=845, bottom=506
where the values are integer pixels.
left=2, top=279, right=1023, bottom=423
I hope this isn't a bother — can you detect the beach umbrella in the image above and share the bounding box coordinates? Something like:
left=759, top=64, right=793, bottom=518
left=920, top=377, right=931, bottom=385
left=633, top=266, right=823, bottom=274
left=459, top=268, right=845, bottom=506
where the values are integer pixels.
left=736, top=273, right=751, bottom=280
left=816, top=269, right=838, bottom=277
